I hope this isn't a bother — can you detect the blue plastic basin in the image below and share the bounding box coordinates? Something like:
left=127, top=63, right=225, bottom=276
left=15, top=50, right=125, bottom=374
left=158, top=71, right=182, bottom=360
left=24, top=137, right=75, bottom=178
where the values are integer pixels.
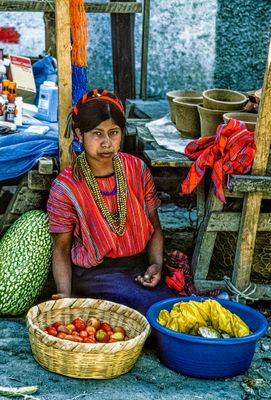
left=146, top=296, right=268, bottom=379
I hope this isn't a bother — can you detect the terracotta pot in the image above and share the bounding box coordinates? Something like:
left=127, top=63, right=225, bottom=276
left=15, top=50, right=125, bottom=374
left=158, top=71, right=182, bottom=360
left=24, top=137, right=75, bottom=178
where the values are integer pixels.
left=197, top=105, right=225, bottom=137
left=166, top=90, right=203, bottom=123
left=173, top=97, right=202, bottom=138
left=223, top=112, right=258, bottom=132
left=198, top=105, right=245, bottom=137
left=203, top=88, right=248, bottom=111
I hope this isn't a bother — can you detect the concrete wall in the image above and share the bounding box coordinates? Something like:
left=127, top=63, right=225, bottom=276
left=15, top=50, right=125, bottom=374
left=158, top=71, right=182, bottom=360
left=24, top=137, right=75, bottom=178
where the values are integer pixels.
left=214, top=0, right=271, bottom=91
left=1, top=1, right=270, bottom=99
left=144, top=0, right=217, bottom=97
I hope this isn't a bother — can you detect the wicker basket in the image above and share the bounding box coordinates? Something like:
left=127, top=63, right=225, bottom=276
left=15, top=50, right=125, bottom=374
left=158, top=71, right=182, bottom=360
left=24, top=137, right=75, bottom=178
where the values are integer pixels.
left=26, top=298, right=151, bottom=379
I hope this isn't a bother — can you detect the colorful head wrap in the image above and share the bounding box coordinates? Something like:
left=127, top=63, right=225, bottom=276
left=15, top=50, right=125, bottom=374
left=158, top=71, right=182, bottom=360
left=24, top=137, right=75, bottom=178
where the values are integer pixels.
left=64, top=89, right=124, bottom=139
left=73, top=89, right=124, bottom=115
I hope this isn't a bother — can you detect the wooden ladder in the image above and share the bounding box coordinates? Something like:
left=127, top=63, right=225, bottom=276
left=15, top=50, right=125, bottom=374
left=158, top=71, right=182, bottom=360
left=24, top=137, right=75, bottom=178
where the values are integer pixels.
left=192, top=39, right=271, bottom=301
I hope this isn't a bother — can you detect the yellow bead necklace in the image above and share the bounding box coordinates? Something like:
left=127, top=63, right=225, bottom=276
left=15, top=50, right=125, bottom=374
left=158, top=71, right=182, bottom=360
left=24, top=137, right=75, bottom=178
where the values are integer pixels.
left=77, top=151, right=127, bottom=236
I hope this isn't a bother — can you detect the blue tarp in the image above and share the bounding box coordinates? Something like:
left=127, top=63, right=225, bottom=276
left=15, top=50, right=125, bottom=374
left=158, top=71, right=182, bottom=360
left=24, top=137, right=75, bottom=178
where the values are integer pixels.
left=0, top=124, right=59, bottom=181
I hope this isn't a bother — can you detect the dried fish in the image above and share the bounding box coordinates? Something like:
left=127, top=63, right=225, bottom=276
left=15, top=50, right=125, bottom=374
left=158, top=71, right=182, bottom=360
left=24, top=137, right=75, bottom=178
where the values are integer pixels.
left=198, top=326, right=221, bottom=338
left=221, top=333, right=231, bottom=339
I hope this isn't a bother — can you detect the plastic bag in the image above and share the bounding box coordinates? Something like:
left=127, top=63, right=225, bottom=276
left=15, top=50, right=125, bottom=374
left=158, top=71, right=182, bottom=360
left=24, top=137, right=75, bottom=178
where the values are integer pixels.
left=157, top=299, right=250, bottom=337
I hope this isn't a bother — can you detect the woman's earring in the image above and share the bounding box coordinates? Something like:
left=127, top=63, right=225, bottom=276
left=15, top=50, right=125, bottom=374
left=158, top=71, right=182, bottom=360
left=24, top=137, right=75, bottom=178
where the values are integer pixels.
left=79, top=141, right=84, bottom=153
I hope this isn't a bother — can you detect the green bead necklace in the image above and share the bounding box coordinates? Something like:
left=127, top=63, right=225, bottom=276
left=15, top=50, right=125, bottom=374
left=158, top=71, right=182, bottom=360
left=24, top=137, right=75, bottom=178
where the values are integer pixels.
left=77, top=151, right=127, bottom=236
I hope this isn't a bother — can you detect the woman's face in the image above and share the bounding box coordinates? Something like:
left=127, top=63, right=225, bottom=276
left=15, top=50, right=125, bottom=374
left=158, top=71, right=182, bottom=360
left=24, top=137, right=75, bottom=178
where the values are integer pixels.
left=75, top=118, right=122, bottom=163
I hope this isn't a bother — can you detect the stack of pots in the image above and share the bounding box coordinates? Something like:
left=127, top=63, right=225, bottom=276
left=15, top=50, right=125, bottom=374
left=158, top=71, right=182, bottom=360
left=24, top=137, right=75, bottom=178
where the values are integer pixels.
left=166, top=90, right=203, bottom=139
left=198, top=89, right=248, bottom=137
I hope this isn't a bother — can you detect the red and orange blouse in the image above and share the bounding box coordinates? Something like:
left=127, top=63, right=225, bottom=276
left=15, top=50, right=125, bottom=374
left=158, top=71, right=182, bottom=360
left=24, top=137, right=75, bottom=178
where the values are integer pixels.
left=47, top=152, right=160, bottom=268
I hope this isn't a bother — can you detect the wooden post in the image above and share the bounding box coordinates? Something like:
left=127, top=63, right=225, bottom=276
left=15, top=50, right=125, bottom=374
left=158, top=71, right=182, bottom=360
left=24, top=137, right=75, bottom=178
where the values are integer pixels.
left=111, top=0, right=136, bottom=106
left=44, top=12, right=56, bottom=57
left=232, top=39, right=271, bottom=290
left=140, top=0, right=150, bottom=100
left=55, top=0, right=72, bottom=170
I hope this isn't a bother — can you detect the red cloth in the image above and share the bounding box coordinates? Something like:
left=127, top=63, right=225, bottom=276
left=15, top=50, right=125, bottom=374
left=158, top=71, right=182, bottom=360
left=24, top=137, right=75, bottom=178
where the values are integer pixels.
left=181, top=119, right=256, bottom=202
left=164, top=250, right=222, bottom=297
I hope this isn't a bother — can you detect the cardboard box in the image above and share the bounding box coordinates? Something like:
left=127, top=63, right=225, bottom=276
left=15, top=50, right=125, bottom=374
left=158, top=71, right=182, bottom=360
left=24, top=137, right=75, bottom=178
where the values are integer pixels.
left=9, top=55, right=36, bottom=104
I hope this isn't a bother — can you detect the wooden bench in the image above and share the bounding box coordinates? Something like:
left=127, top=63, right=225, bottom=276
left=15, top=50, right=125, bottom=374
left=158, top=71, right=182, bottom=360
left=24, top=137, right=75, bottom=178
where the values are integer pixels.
left=192, top=40, right=271, bottom=301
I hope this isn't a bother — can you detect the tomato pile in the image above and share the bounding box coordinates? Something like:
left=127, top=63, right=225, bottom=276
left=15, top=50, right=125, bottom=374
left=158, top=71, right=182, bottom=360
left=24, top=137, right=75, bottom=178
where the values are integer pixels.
left=44, top=317, right=131, bottom=343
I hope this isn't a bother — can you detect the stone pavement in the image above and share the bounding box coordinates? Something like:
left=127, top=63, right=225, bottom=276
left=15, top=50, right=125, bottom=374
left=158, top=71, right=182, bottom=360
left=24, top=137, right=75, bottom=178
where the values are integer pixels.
left=1, top=317, right=271, bottom=400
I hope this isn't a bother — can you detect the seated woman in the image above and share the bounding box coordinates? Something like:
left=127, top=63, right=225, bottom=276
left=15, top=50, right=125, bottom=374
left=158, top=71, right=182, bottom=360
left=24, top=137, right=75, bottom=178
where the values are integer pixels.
left=47, top=89, right=175, bottom=314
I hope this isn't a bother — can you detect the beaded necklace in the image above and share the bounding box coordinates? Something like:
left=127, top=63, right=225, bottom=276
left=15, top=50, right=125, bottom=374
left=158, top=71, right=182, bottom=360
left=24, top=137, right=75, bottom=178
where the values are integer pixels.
left=77, top=151, right=127, bottom=236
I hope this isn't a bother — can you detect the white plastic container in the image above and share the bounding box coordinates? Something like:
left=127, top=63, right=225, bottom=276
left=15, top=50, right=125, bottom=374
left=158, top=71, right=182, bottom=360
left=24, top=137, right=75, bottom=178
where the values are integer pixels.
left=14, top=96, right=23, bottom=126
left=37, top=81, right=58, bottom=122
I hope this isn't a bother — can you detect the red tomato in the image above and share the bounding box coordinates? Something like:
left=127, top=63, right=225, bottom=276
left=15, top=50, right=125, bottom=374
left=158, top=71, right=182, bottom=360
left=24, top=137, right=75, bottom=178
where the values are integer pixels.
left=113, top=326, right=126, bottom=336
left=57, top=324, right=70, bottom=334
left=46, top=326, right=58, bottom=336
left=65, top=335, right=83, bottom=342
left=95, top=329, right=110, bottom=343
left=110, top=331, right=124, bottom=341
left=66, top=323, right=76, bottom=332
left=83, top=337, right=96, bottom=343
left=57, top=332, right=67, bottom=339
left=52, top=321, right=62, bottom=329
left=86, top=326, right=96, bottom=335
left=79, top=330, right=88, bottom=338
left=72, top=318, right=86, bottom=332
left=87, top=317, right=101, bottom=330
left=108, top=338, right=118, bottom=343
left=100, top=323, right=113, bottom=333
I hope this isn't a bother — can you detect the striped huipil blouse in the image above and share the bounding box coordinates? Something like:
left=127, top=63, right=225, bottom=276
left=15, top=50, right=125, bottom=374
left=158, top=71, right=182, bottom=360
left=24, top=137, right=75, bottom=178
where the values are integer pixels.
left=47, top=152, right=161, bottom=268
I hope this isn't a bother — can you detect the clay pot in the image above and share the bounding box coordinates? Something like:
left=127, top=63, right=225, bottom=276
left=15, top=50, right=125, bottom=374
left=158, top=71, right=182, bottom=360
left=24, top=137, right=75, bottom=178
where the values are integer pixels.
left=166, top=90, right=203, bottom=123
left=173, top=97, right=202, bottom=138
left=223, top=112, right=258, bottom=132
left=197, top=104, right=227, bottom=137
left=203, top=89, right=248, bottom=111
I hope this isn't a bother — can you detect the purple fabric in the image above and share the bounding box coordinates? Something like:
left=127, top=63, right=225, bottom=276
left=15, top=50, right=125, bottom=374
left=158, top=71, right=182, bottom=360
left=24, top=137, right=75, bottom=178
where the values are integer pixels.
left=72, top=253, right=176, bottom=315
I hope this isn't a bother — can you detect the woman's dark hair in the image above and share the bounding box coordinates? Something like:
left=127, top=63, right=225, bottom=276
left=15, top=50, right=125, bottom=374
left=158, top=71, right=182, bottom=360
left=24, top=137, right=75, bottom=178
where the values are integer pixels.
left=72, top=89, right=126, bottom=134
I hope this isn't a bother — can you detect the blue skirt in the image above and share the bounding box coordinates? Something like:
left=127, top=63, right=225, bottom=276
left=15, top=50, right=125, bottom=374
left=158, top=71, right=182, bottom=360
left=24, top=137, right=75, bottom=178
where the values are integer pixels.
left=72, top=253, right=176, bottom=315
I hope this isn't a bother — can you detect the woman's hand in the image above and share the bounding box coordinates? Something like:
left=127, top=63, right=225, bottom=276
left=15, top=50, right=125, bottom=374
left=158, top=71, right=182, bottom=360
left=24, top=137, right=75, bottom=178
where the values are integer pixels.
left=135, top=264, right=162, bottom=288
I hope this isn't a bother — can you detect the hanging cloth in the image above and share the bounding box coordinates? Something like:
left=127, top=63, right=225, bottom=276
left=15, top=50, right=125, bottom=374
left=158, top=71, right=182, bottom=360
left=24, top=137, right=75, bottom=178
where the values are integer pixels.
left=70, top=0, right=88, bottom=104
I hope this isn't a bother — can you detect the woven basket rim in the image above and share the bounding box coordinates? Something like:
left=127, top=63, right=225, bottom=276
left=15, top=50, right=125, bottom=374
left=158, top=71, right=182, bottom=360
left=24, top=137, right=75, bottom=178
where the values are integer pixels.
left=26, top=298, right=151, bottom=353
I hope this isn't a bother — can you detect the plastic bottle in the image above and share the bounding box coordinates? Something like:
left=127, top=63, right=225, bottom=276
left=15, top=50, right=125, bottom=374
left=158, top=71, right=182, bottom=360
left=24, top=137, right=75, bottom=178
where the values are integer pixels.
left=14, top=96, right=23, bottom=126
left=8, top=81, right=16, bottom=102
left=6, top=96, right=16, bottom=123
left=2, top=79, right=9, bottom=97
left=1, top=80, right=9, bottom=121
left=37, top=81, right=58, bottom=122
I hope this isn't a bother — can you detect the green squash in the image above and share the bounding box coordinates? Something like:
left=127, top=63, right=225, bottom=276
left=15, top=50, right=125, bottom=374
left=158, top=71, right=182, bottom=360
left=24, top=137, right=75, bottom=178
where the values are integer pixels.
left=0, top=210, right=53, bottom=315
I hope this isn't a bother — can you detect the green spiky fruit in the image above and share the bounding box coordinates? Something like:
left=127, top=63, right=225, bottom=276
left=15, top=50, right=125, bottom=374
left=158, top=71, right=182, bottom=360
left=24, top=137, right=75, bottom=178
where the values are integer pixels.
left=0, top=210, right=53, bottom=315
